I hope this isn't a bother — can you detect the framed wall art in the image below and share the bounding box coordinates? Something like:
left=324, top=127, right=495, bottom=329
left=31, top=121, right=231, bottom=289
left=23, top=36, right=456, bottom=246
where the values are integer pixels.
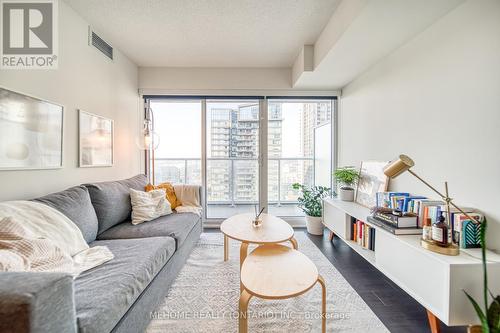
left=79, top=110, right=113, bottom=167
left=0, top=87, right=63, bottom=170
left=355, top=160, right=389, bottom=208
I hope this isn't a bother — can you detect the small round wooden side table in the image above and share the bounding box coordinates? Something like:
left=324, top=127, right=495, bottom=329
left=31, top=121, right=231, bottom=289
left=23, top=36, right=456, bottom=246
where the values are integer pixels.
left=221, top=213, right=298, bottom=291
left=220, top=212, right=298, bottom=263
left=239, top=244, right=326, bottom=333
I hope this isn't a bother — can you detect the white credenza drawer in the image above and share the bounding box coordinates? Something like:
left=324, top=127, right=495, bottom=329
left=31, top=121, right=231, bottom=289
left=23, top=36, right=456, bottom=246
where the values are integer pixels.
left=323, top=200, right=348, bottom=239
left=376, top=231, right=447, bottom=320
left=376, top=230, right=500, bottom=326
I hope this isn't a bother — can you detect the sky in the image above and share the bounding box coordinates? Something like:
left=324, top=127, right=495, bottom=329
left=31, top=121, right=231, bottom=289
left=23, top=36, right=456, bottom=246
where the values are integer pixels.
left=151, top=101, right=306, bottom=159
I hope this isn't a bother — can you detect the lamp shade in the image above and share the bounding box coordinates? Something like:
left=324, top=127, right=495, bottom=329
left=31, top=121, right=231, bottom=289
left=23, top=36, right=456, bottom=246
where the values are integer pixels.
left=384, top=154, right=415, bottom=178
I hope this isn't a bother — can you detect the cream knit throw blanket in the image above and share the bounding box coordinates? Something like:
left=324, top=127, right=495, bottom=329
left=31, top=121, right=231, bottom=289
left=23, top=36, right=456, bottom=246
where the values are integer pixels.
left=0, top=201, right=113, bottom=276
left=173, top=185, right=202, bottom=216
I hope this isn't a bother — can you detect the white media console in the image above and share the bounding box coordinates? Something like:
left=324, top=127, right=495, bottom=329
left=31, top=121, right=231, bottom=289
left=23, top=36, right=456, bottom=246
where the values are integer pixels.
left=323, top=198, right=500, bottom=332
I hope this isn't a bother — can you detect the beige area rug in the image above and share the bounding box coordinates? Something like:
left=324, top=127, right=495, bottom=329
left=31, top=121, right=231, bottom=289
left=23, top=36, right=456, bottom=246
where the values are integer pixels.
left=147, top=232, right=389, bottom=332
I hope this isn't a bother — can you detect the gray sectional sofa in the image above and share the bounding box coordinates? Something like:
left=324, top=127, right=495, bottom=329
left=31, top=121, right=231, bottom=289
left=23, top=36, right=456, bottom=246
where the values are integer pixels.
left=0, top=174, right=202, bottom=333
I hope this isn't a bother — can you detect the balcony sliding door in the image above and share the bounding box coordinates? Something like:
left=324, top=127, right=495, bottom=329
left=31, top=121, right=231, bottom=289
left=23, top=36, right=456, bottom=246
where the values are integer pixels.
left=147, top=96, right=334, bottom=223
left=267, top=99, right=333, bottom=217
left=206, top=100, right=260, bottom=219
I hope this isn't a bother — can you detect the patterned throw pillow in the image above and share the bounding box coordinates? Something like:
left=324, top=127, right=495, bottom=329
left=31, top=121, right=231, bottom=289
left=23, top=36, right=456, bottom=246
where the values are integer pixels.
left=130, top=188, right=172, bottom=225
left=145, top=182, right=181, bottom=209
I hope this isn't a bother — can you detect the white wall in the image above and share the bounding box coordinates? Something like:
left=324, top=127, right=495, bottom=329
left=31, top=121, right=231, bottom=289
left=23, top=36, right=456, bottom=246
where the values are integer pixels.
left=0, top=2, right=142, bottom=201
left=339, top=0, right=500, bottom=250
left=139, top=66, right=340, bottom=96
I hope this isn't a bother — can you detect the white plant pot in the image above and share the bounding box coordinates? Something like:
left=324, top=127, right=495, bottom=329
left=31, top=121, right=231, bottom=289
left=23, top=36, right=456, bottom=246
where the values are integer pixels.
left=305, top=215, right=324, bottom=235
left=339, top=188, right=355, bottom=201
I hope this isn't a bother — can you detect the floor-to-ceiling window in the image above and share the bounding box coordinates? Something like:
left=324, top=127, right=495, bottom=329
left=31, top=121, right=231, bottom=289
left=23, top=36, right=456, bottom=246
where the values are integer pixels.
left=149, top=100, right=202, bottom=185
left=147, top=96, right=335, bottom=223
left=205, top=100, right=261, bottom=219
left=267, top=99, right=333, bottom=217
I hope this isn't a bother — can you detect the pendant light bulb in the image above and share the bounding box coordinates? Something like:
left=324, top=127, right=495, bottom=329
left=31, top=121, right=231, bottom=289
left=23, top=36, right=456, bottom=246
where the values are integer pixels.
left=136, top=119, right=160, bottom=150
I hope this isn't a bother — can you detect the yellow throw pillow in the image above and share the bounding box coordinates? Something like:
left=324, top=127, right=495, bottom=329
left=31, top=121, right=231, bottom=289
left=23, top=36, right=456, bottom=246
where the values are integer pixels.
left=145, top=182, right=181, bottom=209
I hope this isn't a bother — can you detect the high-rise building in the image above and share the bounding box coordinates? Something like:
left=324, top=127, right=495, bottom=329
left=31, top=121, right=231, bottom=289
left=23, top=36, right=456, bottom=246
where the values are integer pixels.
left=302, top=102, right=332, bottom=186
left=208, top=103, right=282, bottom=203
left=208, top=108, right=234, bottom=202
left=207, top=102, right=329, bottom=204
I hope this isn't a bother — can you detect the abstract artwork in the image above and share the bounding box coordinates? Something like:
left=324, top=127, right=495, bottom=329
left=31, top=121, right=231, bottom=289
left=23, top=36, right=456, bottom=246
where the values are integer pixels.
left=0, top=87, right=63, bottom=170
left=355, top=161, right=389, bottom=208
left=79, top=110, right=113, bottom=167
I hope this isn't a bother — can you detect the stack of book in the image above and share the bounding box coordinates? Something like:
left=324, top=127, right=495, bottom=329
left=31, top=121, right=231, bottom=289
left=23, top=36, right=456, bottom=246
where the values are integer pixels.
left=350, top=219, right=376, bottom=251
left=367, top=213, right=421, bottom=235
left=376, top=191, right=483, bottom=247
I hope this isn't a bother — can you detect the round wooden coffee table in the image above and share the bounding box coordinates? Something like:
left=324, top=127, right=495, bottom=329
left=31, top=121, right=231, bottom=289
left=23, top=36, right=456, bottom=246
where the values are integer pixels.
left=221, top=213, right=297, bottom=263
left=239, top=244, right=326, bottom=333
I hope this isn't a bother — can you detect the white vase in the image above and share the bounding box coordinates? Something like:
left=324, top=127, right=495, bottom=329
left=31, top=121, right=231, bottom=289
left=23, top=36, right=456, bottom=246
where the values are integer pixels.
left=339, top=188, right=355, bottom=201
left=305, top=215, right=324, bottom=235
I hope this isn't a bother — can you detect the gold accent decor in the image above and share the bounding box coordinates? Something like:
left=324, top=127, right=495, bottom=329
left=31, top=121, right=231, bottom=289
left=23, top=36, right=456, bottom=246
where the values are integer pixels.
left=385, top=154, right=482, bottom=256
left=421, top=238, right=459, bottom=256
left=383, top=154, right=415, bottom=178
left=467, top=325, right=483, bottom=333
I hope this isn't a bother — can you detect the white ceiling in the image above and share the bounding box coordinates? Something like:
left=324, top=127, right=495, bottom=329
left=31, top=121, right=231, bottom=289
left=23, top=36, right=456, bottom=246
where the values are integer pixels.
left=294, top=0, right=464, bottom=89
left=293, top=0, right=465, bottom=90
left=65, top=0, right=341, bottom=67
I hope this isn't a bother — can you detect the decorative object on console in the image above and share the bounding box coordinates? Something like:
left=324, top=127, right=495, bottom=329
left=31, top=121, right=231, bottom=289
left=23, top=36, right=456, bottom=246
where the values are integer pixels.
left=0, top=87, right=63, bottom=170
left=422, top=218, right=432, bottom=241
left=371, top=207, right=418, bottom=228
left=292, top=183, right=331, bottom=235
left=79, top=110, right=113, bottom=167
left=333, top=166, right=359, bottom=202
left=355, top=161, right=389, bottom=208
left=432, top=213, right=449, bottom=246
left=383, top=154, right=482, bottom=256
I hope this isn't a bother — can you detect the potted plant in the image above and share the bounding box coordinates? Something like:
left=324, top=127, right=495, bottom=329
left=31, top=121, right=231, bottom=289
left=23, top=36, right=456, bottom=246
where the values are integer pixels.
left=292, top=183, right=331, bottom=235
left=333, top=166, right=359, bottom=201
left=464, top=218, right=500, bottom=333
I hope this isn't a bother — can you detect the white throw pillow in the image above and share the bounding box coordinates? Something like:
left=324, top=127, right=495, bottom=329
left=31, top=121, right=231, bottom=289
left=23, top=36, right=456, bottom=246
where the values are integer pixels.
left=130, top=188, right=172, bottom=225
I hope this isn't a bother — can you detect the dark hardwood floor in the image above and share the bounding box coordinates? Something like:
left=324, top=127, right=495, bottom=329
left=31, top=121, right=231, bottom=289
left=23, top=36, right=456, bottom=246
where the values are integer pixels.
left=304, top=229, right=466, bottom=333
left=206, top=227, right=467, bottom=333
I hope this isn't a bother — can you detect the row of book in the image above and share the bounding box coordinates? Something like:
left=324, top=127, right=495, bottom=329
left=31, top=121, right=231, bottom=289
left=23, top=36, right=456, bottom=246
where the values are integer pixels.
left=376, top=191, right=483, bottom=248
left=350, top=219, right=376, bottom=251
left=452, top=210, right=483, bottom=248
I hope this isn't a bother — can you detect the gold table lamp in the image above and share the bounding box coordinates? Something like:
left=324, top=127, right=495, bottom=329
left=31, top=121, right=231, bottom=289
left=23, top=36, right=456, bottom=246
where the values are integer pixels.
left=384, top=154, right=480, bottom=256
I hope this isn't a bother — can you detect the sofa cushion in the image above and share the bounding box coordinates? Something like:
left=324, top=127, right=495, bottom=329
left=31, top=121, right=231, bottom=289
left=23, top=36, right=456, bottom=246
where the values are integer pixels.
left=97, top=213, right=200, bottom=249
left=74, top=237, right=175, bottom=333
left=84, top=174, right=148, bottom=234
left=33, top=186, right=98, bottom=243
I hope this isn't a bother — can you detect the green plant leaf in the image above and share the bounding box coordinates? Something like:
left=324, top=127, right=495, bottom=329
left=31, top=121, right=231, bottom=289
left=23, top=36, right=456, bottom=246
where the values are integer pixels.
left=464, top=290, right=490, bottom=333
left=333, top=167, right=359, bottom=187
left=488, top=295, right=500, bottom=330
left=292, top=183, right=331, bottom=217
left=480, top=219, right=489, bottom=327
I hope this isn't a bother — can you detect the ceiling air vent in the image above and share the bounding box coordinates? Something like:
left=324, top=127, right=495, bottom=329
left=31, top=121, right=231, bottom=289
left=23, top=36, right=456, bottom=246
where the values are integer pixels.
left=89, top=29, right=113, bottom=60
